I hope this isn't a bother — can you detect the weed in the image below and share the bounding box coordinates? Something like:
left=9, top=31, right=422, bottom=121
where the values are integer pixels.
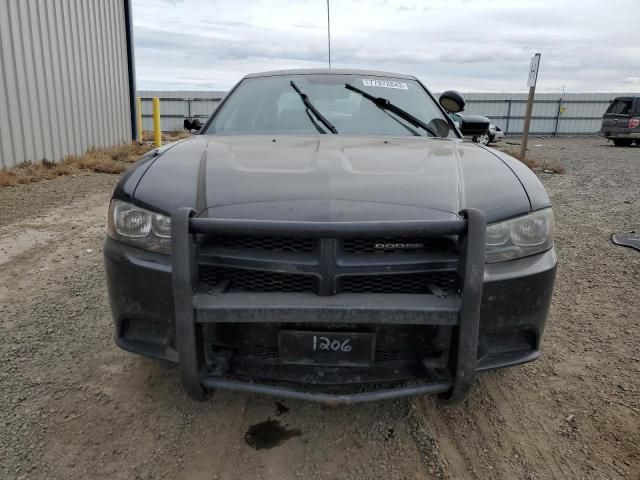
left=41, top=158, right=57, bottom=169
left=1, top=140, right=164, bottom=187
left=496, top=146, right=565, bottom=174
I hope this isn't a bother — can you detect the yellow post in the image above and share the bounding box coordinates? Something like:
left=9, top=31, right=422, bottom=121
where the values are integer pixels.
left=152, top=97, right=162, bottom=147
left=136, top=96, right=142, bottom=142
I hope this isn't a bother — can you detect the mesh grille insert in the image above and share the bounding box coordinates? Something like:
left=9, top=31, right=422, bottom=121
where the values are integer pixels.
left=374, top=350, right=417, bottom=362
left=342, top=237, right=455, bottom=255
left=246, top=345, right=279, bottom=360
left=206, top=235, right=315, bottom=253
left=200, top=266, right=315, bottom=293
left=340, top=272, right=457, bottom=294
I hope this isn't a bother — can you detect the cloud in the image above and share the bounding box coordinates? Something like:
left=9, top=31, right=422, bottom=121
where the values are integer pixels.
left=132, top=0, right=640, bottom=93
left=396, top=3, right=417, bottom=12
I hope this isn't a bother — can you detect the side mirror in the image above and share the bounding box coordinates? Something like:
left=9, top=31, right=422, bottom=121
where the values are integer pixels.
left=439, top=90, right=465, bottom=113
left=459, top=115, right=491, bottom=136
left=183, top=118, right=203, bottom=133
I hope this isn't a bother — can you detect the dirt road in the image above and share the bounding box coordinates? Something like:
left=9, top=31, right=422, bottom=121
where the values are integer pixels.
left=1, top=138, right=638, bottom=479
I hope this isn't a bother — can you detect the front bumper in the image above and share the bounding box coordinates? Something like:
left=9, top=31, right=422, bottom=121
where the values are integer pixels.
left=601, top=130, right=640, bottom=139
left=105, top=212, right=556, bottom=404
left=491, top=130, right=505, bottom=143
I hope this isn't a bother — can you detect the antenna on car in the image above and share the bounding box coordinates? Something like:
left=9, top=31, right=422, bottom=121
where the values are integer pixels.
left=326, top=0, right=331, bottom=68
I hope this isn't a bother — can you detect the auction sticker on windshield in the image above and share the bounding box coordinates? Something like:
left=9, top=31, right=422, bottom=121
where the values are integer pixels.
left=362, top=79, right=408, bottom=90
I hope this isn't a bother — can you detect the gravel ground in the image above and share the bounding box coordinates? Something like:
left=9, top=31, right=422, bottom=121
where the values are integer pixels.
left=0, top=137, right=638, bottom=479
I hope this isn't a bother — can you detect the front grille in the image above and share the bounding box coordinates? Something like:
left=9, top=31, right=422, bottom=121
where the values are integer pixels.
left=342, top=237, right=455, bottom=254
left=200, top=266, right=316, bottom=293
left=201, top=267, right=456, bottom=294
left=206, top=235, right=315, bottom=253
left=199, top=234, right=459, bottom=295
left=340, top=272, right=457, bottom=294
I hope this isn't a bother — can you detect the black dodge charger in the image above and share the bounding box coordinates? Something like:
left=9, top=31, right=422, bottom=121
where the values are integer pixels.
left=105, top=69, right=556, bottom=404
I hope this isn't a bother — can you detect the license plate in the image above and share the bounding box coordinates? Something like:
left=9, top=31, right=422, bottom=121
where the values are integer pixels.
left=279, top=331, right=376, bottom=367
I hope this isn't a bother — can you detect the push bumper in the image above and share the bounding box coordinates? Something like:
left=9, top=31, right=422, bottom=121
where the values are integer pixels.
left=104, top=211, right=556, bottom=405
left=172, top=209, right=487, bottom=404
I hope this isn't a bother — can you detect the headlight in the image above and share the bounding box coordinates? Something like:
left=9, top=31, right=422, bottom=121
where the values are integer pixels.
left=485, top=208, right=553, bottom=263
left=108, top=200, right=171, bottom=254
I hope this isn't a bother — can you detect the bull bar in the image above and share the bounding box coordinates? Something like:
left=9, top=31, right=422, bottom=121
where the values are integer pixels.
left=171, top=208, right=486, bottom=405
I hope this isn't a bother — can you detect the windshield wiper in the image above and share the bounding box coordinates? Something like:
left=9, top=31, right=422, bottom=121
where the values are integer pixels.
left=290, top=81, right=338, bottom=134
left=345, top=83, right=439, bottom=137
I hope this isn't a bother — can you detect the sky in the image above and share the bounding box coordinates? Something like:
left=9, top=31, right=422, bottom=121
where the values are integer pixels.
left=132, top=0, right=640, bottom=93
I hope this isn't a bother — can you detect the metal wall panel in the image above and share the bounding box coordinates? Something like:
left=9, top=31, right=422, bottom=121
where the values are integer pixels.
left=135, top=90, right=637, bottom=136
left=136, top=91, right=226, bottom=131
left=462, top=92, right=638, bottom=135
left=0, top=0, right=132, bottom=169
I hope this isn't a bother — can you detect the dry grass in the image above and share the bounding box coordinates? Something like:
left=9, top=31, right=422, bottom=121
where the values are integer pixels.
left=1, top=142, right=154, bottom=187
left=141, top=130, right=192, bottom=143
left=1, top=131, right=193, bottom=188
left=496, top=146, right=566, bottom=174
left=0, top=170, right=19, bottom=187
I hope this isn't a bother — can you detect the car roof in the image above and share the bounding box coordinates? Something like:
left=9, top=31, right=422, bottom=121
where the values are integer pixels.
left=244, top=68, right=418, bottom=80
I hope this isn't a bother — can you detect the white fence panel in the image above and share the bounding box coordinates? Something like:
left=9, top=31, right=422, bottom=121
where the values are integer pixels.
left=136, top=91, right=638, bottom=135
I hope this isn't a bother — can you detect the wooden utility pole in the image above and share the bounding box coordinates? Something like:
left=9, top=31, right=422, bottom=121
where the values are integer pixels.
left=520, top=53, right=541, bottom=161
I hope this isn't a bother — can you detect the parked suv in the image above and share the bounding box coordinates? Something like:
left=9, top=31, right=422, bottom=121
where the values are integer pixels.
left=105, top=69, right=556, bottom=405
left=601, top=96, right=640, bottom=146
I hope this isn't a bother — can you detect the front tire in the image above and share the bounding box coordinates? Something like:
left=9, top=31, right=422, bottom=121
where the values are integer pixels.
left=613, top=139, right=633, bottom=147
left=473, top=132, right=491, bottom=146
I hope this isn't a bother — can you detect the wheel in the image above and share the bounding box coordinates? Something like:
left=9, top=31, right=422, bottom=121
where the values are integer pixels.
left=613, top=139, right=633, bottom=147
left=473, top=132, right=491, bottom=146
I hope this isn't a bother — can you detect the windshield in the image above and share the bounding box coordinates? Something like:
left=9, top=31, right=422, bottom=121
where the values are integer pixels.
left=205, top=74, right=453, bottom=137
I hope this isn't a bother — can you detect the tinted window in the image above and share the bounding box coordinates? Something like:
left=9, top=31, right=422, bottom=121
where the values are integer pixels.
left=206, top=75, right=452, bottom=137
left=606, top=99, right=632, bottom=115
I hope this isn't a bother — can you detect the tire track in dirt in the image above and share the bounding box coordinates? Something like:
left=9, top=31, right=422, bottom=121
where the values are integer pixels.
left=481, top=375, right=577, bottom=480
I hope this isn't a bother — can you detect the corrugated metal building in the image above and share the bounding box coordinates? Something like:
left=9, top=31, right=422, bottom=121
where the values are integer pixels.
left=0, top=0, right=136, bottom=169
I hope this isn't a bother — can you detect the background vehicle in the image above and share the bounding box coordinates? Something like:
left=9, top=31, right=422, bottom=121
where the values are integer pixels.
left=105, top=69, right=555, bottom=405
left=601, top=96, right=640, bottom=146
left=450, top=112, right=504, bottom=146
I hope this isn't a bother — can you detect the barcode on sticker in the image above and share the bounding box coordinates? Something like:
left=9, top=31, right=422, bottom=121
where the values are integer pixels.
left=362, top=79, right=408, bottom=90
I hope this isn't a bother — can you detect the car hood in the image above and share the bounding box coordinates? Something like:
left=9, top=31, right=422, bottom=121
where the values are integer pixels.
left=133, top=135, right=534, bottom=223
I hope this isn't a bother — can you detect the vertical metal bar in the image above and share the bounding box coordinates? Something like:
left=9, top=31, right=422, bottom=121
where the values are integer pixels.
left=553, top=97, right=563, bottom=137
left=136, top=96, right=142, bottom=142
left=446, top=208, right=486, bottom=404
left=152, top=96, right=161, bottom=146
left=505, top=99, right=511, bottom=135
left=171, top=207, right=206, bottom=401
left=123, top=0, right=137, bottom=140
